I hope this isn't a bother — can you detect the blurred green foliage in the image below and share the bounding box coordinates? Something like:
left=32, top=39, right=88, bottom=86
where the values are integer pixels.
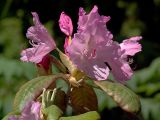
left=128, top=57, right=160, bottom=120
left=0, top=18, right=25, bottom=58
left=0, top=12, right=35, bottom=119
left=0, top=0, right=160, bottom=120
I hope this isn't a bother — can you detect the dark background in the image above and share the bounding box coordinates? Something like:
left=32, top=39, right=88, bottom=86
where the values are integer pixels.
left=0, top=0, right=160, bottom=120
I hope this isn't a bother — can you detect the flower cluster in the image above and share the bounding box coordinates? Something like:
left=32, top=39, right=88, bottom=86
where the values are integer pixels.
left=7, top=5, right=142, bottom=120
left=21, top=5, right=142, bottom=83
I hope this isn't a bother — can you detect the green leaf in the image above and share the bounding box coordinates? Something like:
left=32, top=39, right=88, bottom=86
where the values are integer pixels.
left=43, top=105, right=63, bottom=120
left=70, top=82, right=98, bottom=114
left=59, top=111, right=100, bottom=120
left=13, top=74, right=67, bottom=111
left=95, top=81, right=140, bottom=113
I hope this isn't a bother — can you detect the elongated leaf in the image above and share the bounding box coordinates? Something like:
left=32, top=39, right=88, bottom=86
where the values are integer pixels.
left=43, top=105, right=63, bottom=120
left=59, top=111, right=100, bottom=120
left=95, top=81, right=140, bottom=113
left=70, top=82, right=98, bottom=114
left=13, top=74, right=67, bottom=111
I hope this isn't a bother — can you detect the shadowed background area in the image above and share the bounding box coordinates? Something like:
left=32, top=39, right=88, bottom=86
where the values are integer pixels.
left=0, top=0, right=160, bottom=120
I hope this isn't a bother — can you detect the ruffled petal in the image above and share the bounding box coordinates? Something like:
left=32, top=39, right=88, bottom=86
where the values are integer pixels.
left=20, top=44, right=51, bottom=63
left=120, top=36, right=142, bottom=56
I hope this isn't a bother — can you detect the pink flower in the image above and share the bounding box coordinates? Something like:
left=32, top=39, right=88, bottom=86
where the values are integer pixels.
left=59, top=12, right=73, bottom=53
left=59, top=12, right=73, bottom=36
left=20, top=12, right=56, bottom=63
left=66, top=6, right=142, bottom=83
left=9, top=101, right=42, bottom=120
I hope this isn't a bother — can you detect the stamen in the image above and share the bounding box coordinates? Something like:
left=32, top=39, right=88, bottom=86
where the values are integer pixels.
left=50, top=88, right=57, bottom=101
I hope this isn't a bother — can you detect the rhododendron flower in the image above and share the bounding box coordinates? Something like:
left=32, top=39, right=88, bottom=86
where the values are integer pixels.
left=65, top=5, right=142, bottom=83
left=9, top=101, right=41, bottom=120
left=59, top=12, right=73, bottom=53
left=20, top=12, right=56, bottom=63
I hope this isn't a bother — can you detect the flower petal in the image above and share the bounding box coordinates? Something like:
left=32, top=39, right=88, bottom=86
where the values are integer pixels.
left=20, top=44, right=51, bottom=63
left=120, top=36, right=142, bottom=56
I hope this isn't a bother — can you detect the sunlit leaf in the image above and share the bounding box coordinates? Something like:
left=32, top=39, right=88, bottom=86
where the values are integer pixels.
left=95, top=81, right=140, bottom=113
